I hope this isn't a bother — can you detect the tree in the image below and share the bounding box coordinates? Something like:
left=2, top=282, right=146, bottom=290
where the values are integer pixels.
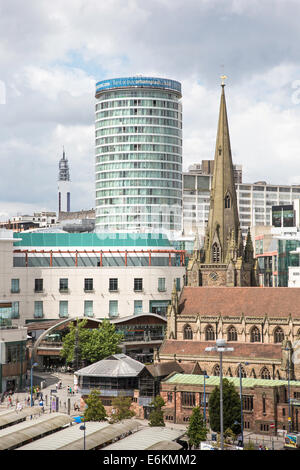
left=208, top=378, right=241, bottom=434
left=110, top=395, right=135, bottom=423
left=148, top=395, right=165, bottom=427
left=60, top=319, right=124, bottom=365
left=186, top=407, right=207, bottom=448
left=84, top=389, right=107, bottom=421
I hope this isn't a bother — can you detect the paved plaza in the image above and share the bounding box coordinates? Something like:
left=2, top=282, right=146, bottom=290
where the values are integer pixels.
left=0, top=370, right=287, bottom=450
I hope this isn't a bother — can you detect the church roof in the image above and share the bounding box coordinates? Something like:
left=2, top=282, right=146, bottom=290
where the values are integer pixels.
left=159, top=340, right=282, bottom=361
left=163, top=373, right=300, bottom=388
left=145, top=361, right=183, bottom=377
left=178, top=286, right=300, bottom=317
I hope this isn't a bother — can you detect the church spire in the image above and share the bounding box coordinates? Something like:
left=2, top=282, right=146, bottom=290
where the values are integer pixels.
left=205, top=80, right=240, bottom=264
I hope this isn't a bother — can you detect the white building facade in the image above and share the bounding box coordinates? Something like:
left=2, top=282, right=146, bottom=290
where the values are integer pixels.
left=0, top=231, right=186, bottom=325
left=183, top=169, right=300, bottom=240
left=95, top=77, right=183, bottom=234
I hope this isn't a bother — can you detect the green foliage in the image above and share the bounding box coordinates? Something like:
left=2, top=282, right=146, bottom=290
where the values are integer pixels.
left=208, top=378, right=241, bottom=434
left=110, top=395, right=135, bottom=423
left=60, top=319, right=124, bottom=365
left=186, top=407, right=207, bottom=448
left=148, top=395, right=165, bottom=427
left=84, top=389, right=107, bottom=422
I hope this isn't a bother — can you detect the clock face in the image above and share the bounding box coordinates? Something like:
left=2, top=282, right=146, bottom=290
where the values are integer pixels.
left=210, top=272, right=218, bottom=281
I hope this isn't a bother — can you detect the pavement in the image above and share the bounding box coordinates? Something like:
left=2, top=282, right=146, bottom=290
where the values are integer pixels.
left=0, top=370, right=287, bottom=450
left=0, top=369, right=82, bottom=417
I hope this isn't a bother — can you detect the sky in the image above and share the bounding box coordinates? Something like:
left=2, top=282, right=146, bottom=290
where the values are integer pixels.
left=1, top=0, right=300, bottom=219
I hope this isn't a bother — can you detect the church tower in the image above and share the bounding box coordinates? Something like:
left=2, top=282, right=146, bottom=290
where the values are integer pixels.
left=187, top=78, right=258, bottom=286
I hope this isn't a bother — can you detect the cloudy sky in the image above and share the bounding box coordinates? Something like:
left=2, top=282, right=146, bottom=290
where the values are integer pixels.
left=1, top=0, right=300, bottom=219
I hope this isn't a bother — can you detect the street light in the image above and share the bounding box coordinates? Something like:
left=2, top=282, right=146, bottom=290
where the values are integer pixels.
left=285, top=348, right=292, bottom=433
left=203, top=371, right=209, bottom=425
left=238, top=361, right=249, bottom=447
left=30, top=361, right=38, bottom=407
left=205, top=339, right=234, bottom=451
left=80, top=415, right=86, bottom=450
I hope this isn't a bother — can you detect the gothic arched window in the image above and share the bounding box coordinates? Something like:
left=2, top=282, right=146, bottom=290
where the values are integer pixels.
left=205, top=324, right=215, bottom=341
left=261, top=367, right=271, bottom=380
left=183, top=324, right=193, bottom=340
left=212, top=243, right=220, bottom=263
left=225, top=194, right=231, bottom=209
left=250, top=326, right=261, bottom=343
left=213, top=364, right=220, bottom=376
left=227, top=326, right=238, bottom=342
left=274, top=327, right=284, bottom=344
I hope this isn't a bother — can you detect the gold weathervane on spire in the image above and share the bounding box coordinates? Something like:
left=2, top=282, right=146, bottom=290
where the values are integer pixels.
left=220, top=75, right=227, bottom=85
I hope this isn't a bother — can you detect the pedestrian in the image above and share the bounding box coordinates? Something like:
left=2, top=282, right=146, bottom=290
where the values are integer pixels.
left=16, top=402, right=23, bottom=413
left=39, top=399, right=44, bottom=413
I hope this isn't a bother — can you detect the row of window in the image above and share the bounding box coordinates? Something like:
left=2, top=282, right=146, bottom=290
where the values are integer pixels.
left=96, top=169, right=182, bottom=180
left=183, top=324, right=287, bottom=343
left=96, top=197, right=182, bottom=206
left=96, top=117, right=181, bottom=129
left=96, top=108, right=180, bottom=120
left=96, top=187, right=180, bottom=199
left=179, top=392, right=253, bottom=410
left=96, top=90, right=179, bottom=101
left=12, top=277, right=180, bottom=293
left=96, top=152, right=182, bottom=164
left=96, top=125, right=182, bottom=137
left=96, top=134, right=181, bottom=147
left=96, top=144, right=182, bottom=156
left=96, top=99, right=179, bottom=110
left=32, top=299, right=169, bottom=319
left=96, top=177, right=182, bottom=189
left=96, top=160, right=181, bottom=172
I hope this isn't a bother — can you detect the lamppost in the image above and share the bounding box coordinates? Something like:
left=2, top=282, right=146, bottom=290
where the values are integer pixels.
left=238, top=361, right=249, bottom=447
left=30, top=360, right=38, bottom=406
left=205, top=339, right=234, bottom=451
left=285, top=348, right=292, bottom=433
left=80, top=415, right=86, bottom=450
left=203, top=371, right=209, bottom=425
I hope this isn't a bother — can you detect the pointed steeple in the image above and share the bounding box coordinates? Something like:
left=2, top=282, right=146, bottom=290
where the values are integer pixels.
left=205, top=81, right=240, bottom=264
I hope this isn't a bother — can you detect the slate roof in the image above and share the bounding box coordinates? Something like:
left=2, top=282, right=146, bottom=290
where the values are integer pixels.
left=159, top=340, right=282, bottom=361
left=145, top=361, right=183, bottom=377
left=75, top=354, right=145, bottom=377
left=178, top=286, right=300, bottom=317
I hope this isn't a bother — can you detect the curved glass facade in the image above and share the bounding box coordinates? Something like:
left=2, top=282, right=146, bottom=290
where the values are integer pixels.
left=95, top=77, right=183, bottom=233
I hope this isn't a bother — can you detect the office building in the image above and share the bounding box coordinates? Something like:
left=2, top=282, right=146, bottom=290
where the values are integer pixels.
left=0, top=230, right=185, bottom=326
left=183, top=170, right=300, bottom=240
left=94, top=77, right=183, bottom=234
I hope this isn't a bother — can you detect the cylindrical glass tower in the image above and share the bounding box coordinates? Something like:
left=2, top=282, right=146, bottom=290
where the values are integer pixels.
left=95, top=76, right=182, bottom=234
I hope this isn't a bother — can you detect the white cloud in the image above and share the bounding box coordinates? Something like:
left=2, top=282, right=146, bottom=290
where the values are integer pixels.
left=1, top=0, right=300, bottom=217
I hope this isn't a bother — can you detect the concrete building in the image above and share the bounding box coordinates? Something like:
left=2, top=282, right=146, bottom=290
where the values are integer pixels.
left=94, top=76, right=183, bottom=234
left=0, top=212, right=58, bottom=232
left=0, top=230, right=185, bottom=326
left=183, top=172, right=300, bottom=240
left=0, top=301, right=27, bottom=393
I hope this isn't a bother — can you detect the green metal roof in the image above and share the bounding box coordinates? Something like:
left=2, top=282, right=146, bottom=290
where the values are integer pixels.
left=164, top=373, right=300, bottom=388
left=13, top=232, right=172, bottom=248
